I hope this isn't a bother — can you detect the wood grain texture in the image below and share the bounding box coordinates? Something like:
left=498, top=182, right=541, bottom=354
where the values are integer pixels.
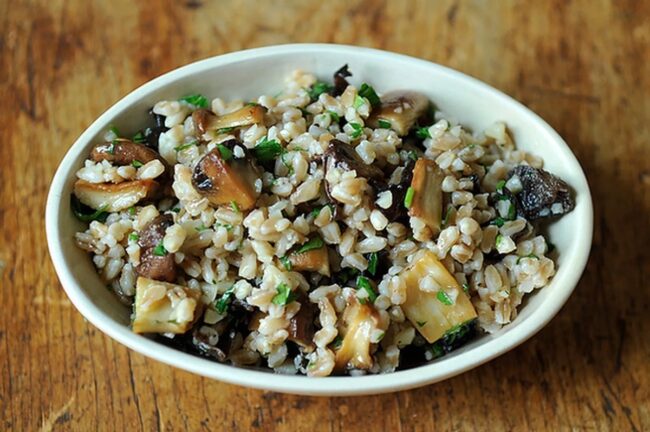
left=1, top=0, right=649, bottom=430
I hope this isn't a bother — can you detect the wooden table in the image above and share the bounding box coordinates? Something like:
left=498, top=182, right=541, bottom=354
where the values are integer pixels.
left=2, top=1, right=649, bottom=430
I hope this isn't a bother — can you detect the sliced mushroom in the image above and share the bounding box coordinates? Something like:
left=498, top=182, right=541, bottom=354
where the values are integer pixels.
left=331, top=64, right=352, bottom=97
left=191, top=144, right=260, bottom=210
left=324, top=139, right=384, bottom=180
left=192, top=105, right=266, bottom=135
left=287, top=295, right=317, bottom=351
left=73, top=179, right=160, bottom=212
left=408, top=159, right=444, bottom=234
left=135, top=214, right=177, bottom=283
left=91, top=139, right=162, bottom=166
left=376, top=158, right=416, bottom=221
left=132, top=276, right=202, bottom=334
left=400, top=250, right=477, bottom=343
left=334, top=298, right=379, bottom=371
left=367, top=91, right=430, bottom=136
left=508, top=166, right=575, bottom=220
left=286, top=244, right=330, bottom=276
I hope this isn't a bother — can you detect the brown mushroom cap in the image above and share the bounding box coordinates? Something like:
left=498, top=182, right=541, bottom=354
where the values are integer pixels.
left=192, top=105, right=267, bottom=136
left=90, top=139, right=171, bottom=183
left=367, top=91, right=430, bottom=136
left=287, top=295, right=317, bottom=351
left=73, top=179, right=160, bottom=212
left=135, top=214, right=177, bottom=283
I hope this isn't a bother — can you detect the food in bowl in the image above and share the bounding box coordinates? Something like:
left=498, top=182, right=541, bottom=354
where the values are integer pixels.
left=71, top=65, right=575, bottom=376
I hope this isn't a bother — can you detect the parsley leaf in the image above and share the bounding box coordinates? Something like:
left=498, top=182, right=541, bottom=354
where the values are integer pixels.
left=128, top=232, right=139, bottom=242
left=377, top=119, right=391, bottom=129
left=416, top=320, right=427, bottom=327
left=272, top=283, right=296, bottom=305
left=279, top=256, right=292, bottom=271
left=416, top=126, right=431, bottom=139
left=108, top=125, right=120, bottom=137
left=252, top=136, right=283, bottom=162
left=358, top=83, right=381, bottom=107
left=217, top=144, right=233, bottom=161
left=404, top=186, right=415, bottom=208
left=296, top=237, right=324, bottom=254
left=153, top=242, right=168, bottom=256
left=216, top=126, right=235, bottom=134
left=491, top=216, right=505, bottom=227
left=517, top=253, right=539, bottom=264
left=180, top=94, right=209, bottom=108
left=307, top=81, right=332, bottom=101
left=367, top=252, right=378, bottom=276
left=174, top=140, right=197, bottom=152
left=214, top=285, right=235, bottom=314
left=348, top=122, right=363, bottom=139
left=131, top=159, right=144, bottom=168
left=132, top=131, right=146, bottom=143
left=356, top=276, right=378, bottom=303
left=353, top=95, right=366, bottom=109
left=70, top=195, right=108, bottom=223
left=327, top=110, right=340, bottom=122
left=437, top=290, right=454, bottom=305
left=496, top=179, right=506, bottom=191
left=230, top=201, right=240, bottom=214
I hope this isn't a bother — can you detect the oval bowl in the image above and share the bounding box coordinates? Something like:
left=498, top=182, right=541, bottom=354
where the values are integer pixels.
left=46, top=44, right=593, bottom=396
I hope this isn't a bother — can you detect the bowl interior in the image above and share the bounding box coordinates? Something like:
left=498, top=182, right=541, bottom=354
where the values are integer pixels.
left=47, top=45, right=592, bottom=395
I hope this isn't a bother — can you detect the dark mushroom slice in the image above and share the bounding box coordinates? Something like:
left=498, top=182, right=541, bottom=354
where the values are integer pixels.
left=90, top=138, right=171, bottom=182
left=281, top=238, right=330, bottom=276
left=135, top=214, right=177, bottom=283
left=508, top=166, right=575, bottom=220
left=73, top=179, right=160, bottom=212
left=192, top=105, right=267, bottom=136
left=408, top=159, right=444, bottom=235
left=331, top=64, right=352, bottom=97
left=324, top=139, right=384, bottom=182
left=287, top=295, right=317, bottom=351
left=376, top=158, right=416, bottom=221
left=367, top=91, right=431, bottom=136
left=333, top=297, right=379, bottom=372
left=191, top=143, right=261, bottom=211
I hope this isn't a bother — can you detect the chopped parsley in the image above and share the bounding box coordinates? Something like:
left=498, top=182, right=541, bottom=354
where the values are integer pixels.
left=195, top=223, right=209, bottom=232
left=128, top=207, right=136, bottom=216
left=331, top=335, right=343, bottom=350
left=353, top=95, right=366, bottom=109
left=70, top=196, right=108, bottom=223
left=356, top=276, right=378, bottom=303
left=407, top=150, right=418, bottom=161
left=310, top=204, right=334, bottom=218
left=358, top=83, right=381, bottom=107
left=214, top=285, right=235, bottom=314
left=495, top=234, right=504, bottom=248
left=507, top=202, right=517, bottom=220
left=327, top=110, right=340, bottom=123
left=128, top=232, right=139, bottom=242
left=442, top=206, right=454, bottom=227
left=416, top=126, right=431, bottom=139
left=230, top=201, right=241, bottom=214
left=152, top=242, right=168, bottom=256
left=174, top=140, right=197, bottom=152
left=517, top=253, right=539, bottom=264
left=436, top=290, right=454, bottom=306
left=491, top=216, right=505, bottom=227
left=430, top=343, right=445, bottom=359
left=462, top=283, right=470, bottom=294
left=377, top=119, right=391, bottom=129
left=216, top=222, right=233, bottom=231
left=496, top=179, right=506, bottom=191
left=216, top=144, right=233, bottom=161
left=416, top=320, right=427, bottom=327
left=367, top=252, right=378, bottom=276
left=132, top=131, right=146, bottom=143
left=279, top=255, right=292, bottom=271
left=272, top=283, right=296, bottom=305
left=170, top=207, right=181, bottom=213
left=108, top=125, right=120, bottom=137
left=348, top=122, right=363, bottom=139
left=307, top=81, right=332, bottom=101
left=107, top=140, right=117, bottom=155
left=253, top=136, right=283, bottom=162
left=216, top=126, right=235, bottom=134
left=131, top=159, right=144, bottom=168
left=296, top=237, right=324, bottom=254
left=179, top=93, right=209, bottom=108
left=404, top=186, right=415, bottom=209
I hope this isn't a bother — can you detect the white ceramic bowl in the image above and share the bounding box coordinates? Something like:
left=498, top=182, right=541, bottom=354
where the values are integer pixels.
left=46, top=44, right=593, bottom=396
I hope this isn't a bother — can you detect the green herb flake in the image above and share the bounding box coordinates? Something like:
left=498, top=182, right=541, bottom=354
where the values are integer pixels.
left=356, top=276, right=378, bottom=303
left=214, top=285, right=235, bottom=314
left=416, top=320, right=427, bottom=327
left=128, top=232, right=139, bottom=242
left=327, top=110, right=340, bottom=122
left=307, top=81, right=333, bottom=101
left=132, top=131, right=146, bottom=143
left=377, top=119, right=391, bottom=129
left=153, top=242, right=168, bottom=257
left=416, top=126, right=431, bottom=139
left=230, top=201, right=241, bottom=214
left=353, top=95, right=366, bottom=109
left=128, top=207, right=136, bottom=216
left=195, top=223, right=209, bottom=232
left=436, top=290, right=454, bottom=306
left=430, top=343, right=445, bottom=359
left=216, top=222, right=233, bottom=231
left=109, top=125, right=120, bottom=137
left=131, top=159, right=144, bottom=168
left=376, top=332, right=385, bottom=342
left=462, top=283, right=470, bottom=294
left=70, top=196, right=109, bottom=223
left=507, top=202, right=517, bottom=220
left=404, top=186, right=415, bottom=209
left=252, top=136, right=283, bottom=162
left=367, top=252, right=379, bottom=276
left=179, top=93, right=209, bottom=108
left=358, top=83, right=381, bottom=107
left=348, top=122, right=363, bottom=139
left=271, top=283, right=297, bottom=305
left=216, top=126, right=235, bottom=134
left=296, top=237, right=324, bottom=254
left=517, top=253, right=539, bottom=264
left=245, top=101, right=259, bottom=107
left=442, top=206, right=454, bottom=227
left=217, top=144, right=234, bottom=161
left=495, top=180, right=506, bottom=191
left=495, top=234, right=504, bottom=248
left=174, top=140, right=197, bottom=152
left=407, top=150, right=418, bottom=161
left=332, top=335, right=343, bottom=349
left=279, top=256, right=292, bottom=271
left=170, top=207, right=181, bottom=213
left=491, top=216, right=505, bottom=227
left=107, top=140, right=117, bottom=155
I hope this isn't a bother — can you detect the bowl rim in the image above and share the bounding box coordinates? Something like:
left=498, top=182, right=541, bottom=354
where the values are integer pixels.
left=45, top=43, right=593, bottom=396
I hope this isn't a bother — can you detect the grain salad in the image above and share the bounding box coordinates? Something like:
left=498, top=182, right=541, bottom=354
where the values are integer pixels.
left=71, top=65, right=575, bottom=376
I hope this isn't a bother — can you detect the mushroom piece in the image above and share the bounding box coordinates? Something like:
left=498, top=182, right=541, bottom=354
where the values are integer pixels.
left=132, top=276, right=202, bottom=334
left=408, top=158, right=444, bottom=235
left=73, top=179, right=160, bottom=212
left=91, top=139, right=164, bottom=167
left=367, top=91, right=430, bottom=136
left=192, top=105, right=266, bottom=135
left=287, top=295, right=317, bottom=351
left=282, top=237, right=331, bottom=276
left=324, top=139, right=384, bottom=180
left=399, top=250, right=477, bottom=343
left=331, top=64, right=352, bottom=97
left=508, top=166, right=575, bottom=220
left=135, top=214, right=177, bottom=283
left=334, top=297, right=379, bottom=371
left=191, top=143, right=261, bottom=210
left=376, top=158, right=416, bottom=222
